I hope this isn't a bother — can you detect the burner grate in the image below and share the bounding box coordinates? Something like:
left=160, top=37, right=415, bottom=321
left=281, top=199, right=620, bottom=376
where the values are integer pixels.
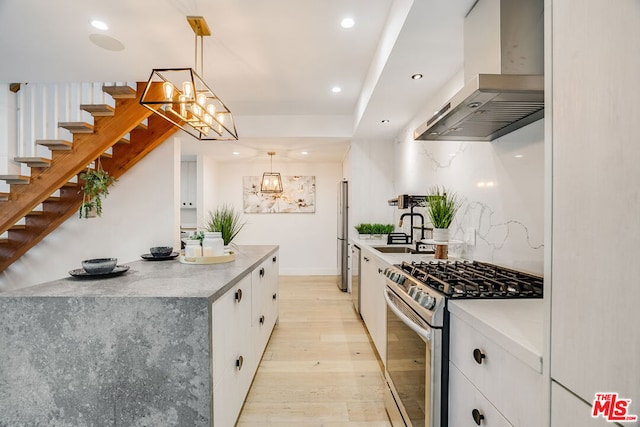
left=399, top=260, right=543, bottom=299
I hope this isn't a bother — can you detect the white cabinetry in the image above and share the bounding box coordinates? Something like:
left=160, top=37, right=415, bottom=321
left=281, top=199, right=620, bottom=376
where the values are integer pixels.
left=212, top=275, right=254, bottom=427
left=550, top=0, right=640, bottom=413
left=551, top=382, right=612, bottom=427
left=448, top=363, right=512, bottom=427
left=211, top=250, right=279, bottom=426
left=359, top=247, right=386, bottom=364
left=180, top=161, right=197, bottom=208
left=449, top=313, right=544, bottom=427
left=251, top=253, right=279, bottom=363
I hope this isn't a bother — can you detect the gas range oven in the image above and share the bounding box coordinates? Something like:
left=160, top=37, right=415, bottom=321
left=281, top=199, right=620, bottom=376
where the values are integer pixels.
left=382, top=260, right=543, bottom=427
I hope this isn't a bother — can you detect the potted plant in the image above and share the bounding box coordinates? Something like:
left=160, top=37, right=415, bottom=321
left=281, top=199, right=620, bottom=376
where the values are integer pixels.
left=204, top=204, right=247, bottom=246
left=354, top=223, right=373, bottom=239
left=425, top=186, right=462, bottom=243
left=78, top=160, right=116, bottom=218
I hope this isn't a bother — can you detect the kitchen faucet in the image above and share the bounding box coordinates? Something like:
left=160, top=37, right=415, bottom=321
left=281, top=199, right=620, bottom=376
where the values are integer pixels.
left=398, top=211, right=425, bottom=243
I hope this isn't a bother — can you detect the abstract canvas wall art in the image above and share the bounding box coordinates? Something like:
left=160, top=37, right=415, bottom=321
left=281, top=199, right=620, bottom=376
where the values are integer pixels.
left=243, top=176, right=316, bottom=213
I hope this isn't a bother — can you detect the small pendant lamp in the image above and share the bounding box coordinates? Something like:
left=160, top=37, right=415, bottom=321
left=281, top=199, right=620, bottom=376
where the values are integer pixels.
left=261, top=152, right=283, bottom=193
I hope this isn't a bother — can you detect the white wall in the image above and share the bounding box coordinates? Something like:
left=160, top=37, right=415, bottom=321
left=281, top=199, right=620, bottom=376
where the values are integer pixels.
left=0, top=137, right=181, bottom=291
left=394, top=119, right=545, bottom=274
left=212, top=160, right=343, bottom=275
left=348, top=138, right=397, bottom=238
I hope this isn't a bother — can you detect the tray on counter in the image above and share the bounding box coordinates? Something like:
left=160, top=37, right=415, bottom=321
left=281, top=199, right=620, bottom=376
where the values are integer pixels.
left=179, top=251, right=235, bottom=265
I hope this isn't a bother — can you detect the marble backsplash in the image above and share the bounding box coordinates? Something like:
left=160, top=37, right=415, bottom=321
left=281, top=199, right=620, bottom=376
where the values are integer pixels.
left=394, top=119, right=545, bottom=275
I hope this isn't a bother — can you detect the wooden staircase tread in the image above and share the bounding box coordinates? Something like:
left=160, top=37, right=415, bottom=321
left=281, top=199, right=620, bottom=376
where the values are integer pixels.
left=80, top=104, right=115, bottom=117
left=117, top=136, right=130, bottom=145
left=27, top=211, right=44, bottom=216
left=58, top=122, right=95, bottom=134
left=9, top=224, right=26, bottom=230
left=102, top=85, right=136, bottom=99
left=0, top=192, right=9, bottom=201
left=0, top=237, right=8, bottom=244
left=14, top=157, right=52, bottom=168
left=0, top=175, right=30, bottom=185
left=45, top=195, right=61, bottom=202
left=37, top=139, right=73, bottom=151
left=99, top=151, right=113, bottom=159
left=62, top=181, right=78, bottom=188
left=135, top=121, right=148, bottom=130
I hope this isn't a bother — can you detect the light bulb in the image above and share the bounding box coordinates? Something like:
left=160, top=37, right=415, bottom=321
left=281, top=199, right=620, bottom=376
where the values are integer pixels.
left=207, top=104, right=216, bottom=116
left=197, top=93, right=206, bottom=107
left=162, top=82, right=174, bottom=100
left=182, top=81, right=193, bottom=99
left=179, top=95, right=187, bottom=117
left=205, top=114, right=213, bottom=126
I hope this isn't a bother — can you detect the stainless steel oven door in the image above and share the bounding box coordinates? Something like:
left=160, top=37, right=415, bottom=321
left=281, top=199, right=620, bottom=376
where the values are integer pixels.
left=384, top=286, right=442, bottom=427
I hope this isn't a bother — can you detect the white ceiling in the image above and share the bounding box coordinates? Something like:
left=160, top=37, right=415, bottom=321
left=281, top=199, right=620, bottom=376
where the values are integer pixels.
left=0, top=0, right=475, bottom=162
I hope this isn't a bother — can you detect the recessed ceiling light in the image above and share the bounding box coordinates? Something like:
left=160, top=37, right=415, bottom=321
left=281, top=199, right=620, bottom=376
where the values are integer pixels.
left=411, top=73, right=423, bottom=80
left=301, top=151, right=309, bottom=155
left=381, top=119, right=390, bottom=124
left=90, top=19, right=108, bottom=31
left=331, top=86, right=342, bottom=93
left=232, top=151, right=240, bottom=156
left=514, top=154, right=524, bottom=158
left=341, top=18, right=355, bottom=29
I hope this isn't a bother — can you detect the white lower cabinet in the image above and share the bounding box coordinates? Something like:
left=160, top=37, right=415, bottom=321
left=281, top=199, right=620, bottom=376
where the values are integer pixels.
left=211, top=251, right=279, bottom=426
left=449, top=314, right=544, bottom=427
left=551, top=381, right=612, bottom=427
left=448, top=363, right=512, bottom=427
left=359, top=248, right=386, bottom=364
left=251, top=253, right=280, bottom=364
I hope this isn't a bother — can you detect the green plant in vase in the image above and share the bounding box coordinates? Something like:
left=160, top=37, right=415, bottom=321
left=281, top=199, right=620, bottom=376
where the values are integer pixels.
left=204, top=204, right=247, bottom=245
left=425, top=186, right=462, bottom=242
left=78, top=160, right=117, bottom=218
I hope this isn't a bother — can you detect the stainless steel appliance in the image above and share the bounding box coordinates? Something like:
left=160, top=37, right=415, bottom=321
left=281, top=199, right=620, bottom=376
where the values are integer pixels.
left=414, top=0, right=544, bottom=142
left=383, top=260, right=543, bottom=427
left=351, top=244, right=361, bottom=314
left=337, top=180, right=349, bottom=291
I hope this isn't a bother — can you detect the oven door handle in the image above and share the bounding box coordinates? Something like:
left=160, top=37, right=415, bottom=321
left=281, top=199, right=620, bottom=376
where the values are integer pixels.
left=384, top=289, right=432, bottom=342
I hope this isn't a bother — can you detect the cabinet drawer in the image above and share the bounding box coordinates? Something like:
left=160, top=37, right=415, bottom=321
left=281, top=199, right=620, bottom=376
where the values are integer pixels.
left=448, top=363, right=512, bottom=427
left=450, top=314, right=544, bottom=427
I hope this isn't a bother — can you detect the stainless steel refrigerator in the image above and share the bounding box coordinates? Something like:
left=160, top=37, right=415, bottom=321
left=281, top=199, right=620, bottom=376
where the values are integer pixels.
left=337, top=180, right=348, bottom=291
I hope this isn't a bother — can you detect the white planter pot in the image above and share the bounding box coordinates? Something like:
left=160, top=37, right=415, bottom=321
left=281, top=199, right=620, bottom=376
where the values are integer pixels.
left=432, top=228, right=449, bottom=242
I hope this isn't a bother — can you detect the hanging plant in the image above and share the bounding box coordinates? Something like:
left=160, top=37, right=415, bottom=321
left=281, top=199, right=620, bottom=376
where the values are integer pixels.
left=78, top=158, right=117, bottom=218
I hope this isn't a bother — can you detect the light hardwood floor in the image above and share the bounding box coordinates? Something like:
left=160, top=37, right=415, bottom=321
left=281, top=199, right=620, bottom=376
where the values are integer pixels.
left=236, top=276, right=392, bottom=427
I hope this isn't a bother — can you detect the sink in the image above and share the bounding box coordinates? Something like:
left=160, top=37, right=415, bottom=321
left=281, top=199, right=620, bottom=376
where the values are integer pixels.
left=372, top=246, right=419, bottom=254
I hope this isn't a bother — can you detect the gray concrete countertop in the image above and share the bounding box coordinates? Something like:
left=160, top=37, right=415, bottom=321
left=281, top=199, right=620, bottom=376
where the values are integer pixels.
left=0, top=245, right=278, bottom=302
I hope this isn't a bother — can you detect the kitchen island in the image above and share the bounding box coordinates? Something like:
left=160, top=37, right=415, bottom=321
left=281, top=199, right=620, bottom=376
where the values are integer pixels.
left=0, top=245, right=279, bottom=426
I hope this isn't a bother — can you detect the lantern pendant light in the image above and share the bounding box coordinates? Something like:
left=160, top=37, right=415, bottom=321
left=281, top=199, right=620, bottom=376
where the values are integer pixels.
left=140, top=16, right=238, bottom=141
left=261, top=152, right=283, bottom=193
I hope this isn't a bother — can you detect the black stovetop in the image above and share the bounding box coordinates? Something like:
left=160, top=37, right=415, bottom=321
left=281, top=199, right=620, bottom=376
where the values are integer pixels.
left=398, top=260, right=543, bottom=299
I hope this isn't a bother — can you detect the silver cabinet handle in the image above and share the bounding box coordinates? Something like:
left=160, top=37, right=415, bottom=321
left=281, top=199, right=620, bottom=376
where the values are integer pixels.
left=236, top=355, right=244, bottom=371
left=235, top=289, right=242, bottom=303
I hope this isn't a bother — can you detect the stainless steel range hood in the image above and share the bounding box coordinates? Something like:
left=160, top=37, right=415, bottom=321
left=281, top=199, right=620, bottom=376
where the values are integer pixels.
left=415, top=0, right=544, bottom=141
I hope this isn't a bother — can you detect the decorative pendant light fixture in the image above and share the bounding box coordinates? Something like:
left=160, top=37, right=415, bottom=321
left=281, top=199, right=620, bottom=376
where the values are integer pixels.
left=140, top=16, right=238, bottom=141
left=261, top=152, right=283, bottom=193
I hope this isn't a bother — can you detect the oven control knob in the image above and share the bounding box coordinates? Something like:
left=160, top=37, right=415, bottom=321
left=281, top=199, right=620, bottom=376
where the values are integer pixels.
left=408, top=286, right=418, bottom=297
left=419, top=294, right=436, bottom=310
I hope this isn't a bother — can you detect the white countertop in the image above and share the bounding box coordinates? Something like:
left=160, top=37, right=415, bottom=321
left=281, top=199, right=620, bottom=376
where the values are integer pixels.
left=351, top=237, right=544, bottom=373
